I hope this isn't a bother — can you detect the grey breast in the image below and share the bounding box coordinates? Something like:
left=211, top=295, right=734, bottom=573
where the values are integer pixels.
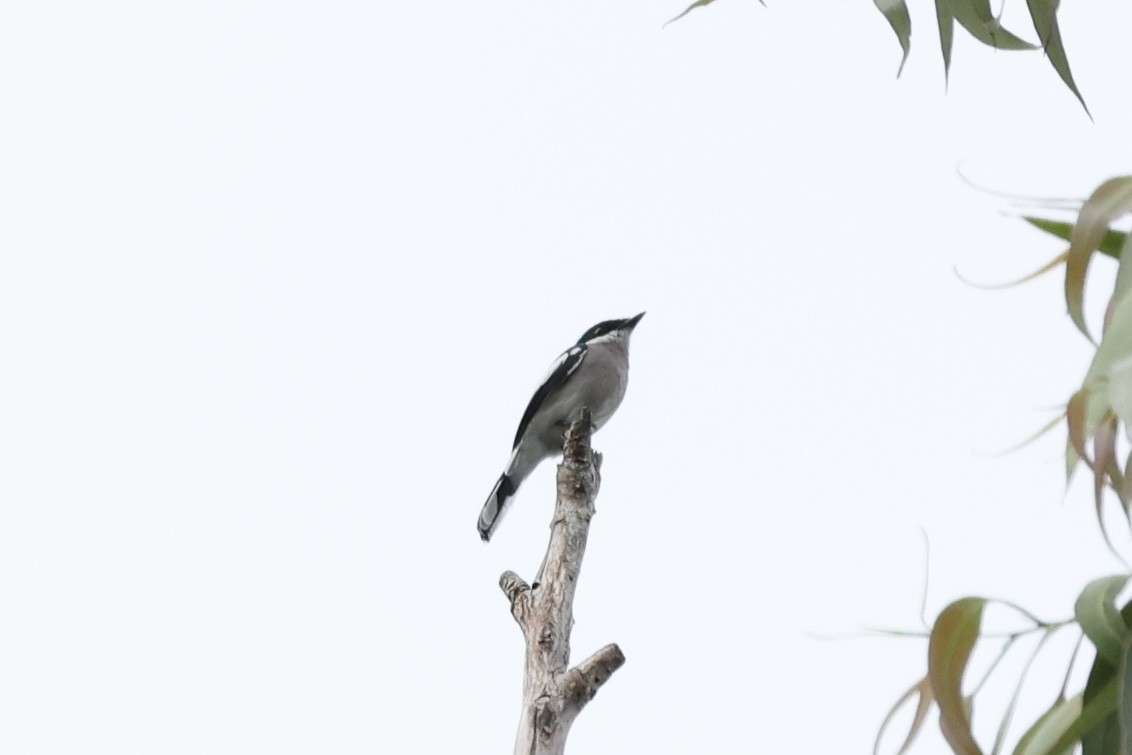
left=575, top=340, right=629, bottom=431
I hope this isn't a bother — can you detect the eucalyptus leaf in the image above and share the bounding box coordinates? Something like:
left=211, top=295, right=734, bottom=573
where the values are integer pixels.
left=873, top=0, right=912, bottom=76
left=665, top=0, right=764, bottom=27
left=930, top=598, right=986, bottom=755
left=1075, top=576, right=1132, bottom=666
left=1110, top=358, right=1132, bottom=440
left=1024, top=0, right=1089, bottom=114
left=665, top=0, right=717, bottom=26
left=1081, top=647, right=1121, bottom=755
left=874, top=676, right=934, bottom=755
left=1021, top=217, right=1126, bottom=261
left=1094, top=417, right=1119, bottom=515
left=943, top=0, right=1036, bottom=50
left=1065, top=177, right=1132, bottom=341
left=1048, top=675, right=1119, bottom=754
left=1120, top=637, right=1132, bottom=755
left=1011, top=693, right=1081, bottom=755
left=1113, top=231, right=1132, bottom=307
left=934, top=0, right=955, bottom=81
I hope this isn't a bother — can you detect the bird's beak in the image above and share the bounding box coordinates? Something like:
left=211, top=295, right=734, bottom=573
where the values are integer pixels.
left=626, top=312, right=646, bottom=329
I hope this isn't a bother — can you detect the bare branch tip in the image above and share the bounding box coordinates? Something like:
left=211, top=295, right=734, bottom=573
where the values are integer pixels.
left=563, top=643, right=626, bottom=707
left=499, top=570, right=530, bottom=603
left=591, top=643, right=626, bottom=668
left=578, top=643, right=626, bottom=683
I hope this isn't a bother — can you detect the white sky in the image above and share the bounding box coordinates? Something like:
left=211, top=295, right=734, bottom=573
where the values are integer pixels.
left=3, top=1, right=1132, bottom=753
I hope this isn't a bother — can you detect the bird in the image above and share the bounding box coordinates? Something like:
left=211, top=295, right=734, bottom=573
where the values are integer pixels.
left=478, top=312, right=645, bottom=542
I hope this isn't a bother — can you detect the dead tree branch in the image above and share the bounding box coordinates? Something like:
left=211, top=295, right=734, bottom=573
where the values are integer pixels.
left=498, top=409, right=625, bottom=755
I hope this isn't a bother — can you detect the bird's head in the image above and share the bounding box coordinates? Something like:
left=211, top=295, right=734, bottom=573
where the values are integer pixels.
left=576, top=312, right=645, bottom=345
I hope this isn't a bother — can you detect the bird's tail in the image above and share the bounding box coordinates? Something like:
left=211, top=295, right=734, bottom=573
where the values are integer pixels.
left=478, top=473, right=516, bottom=542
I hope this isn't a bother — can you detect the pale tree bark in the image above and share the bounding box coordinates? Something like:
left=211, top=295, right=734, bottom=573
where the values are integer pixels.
left=498, top=410, right=626, bottom=755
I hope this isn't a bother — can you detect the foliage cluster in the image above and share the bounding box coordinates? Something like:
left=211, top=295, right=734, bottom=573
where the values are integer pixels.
left=669, top=4, right=1129, bottom=751
left=874, top=183, right=1132, bottom=755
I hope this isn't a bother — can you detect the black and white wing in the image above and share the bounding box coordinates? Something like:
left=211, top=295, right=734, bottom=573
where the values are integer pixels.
left=512, top=344, right=587, bottom=449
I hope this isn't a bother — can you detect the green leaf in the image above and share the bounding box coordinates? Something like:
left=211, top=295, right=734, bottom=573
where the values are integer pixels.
left=1078, top=600, right=1132, bottom=755
left=994, top=630, right=1056, bottom=755
left=1067, top=433, right=1081, bottom=484
left=1077, top=682, right=1121, bottom=755
left=944, top=0, right=1036, bottom=50
left=1125, top=455, right=1132, bottom=509
left=1089, top=297, right=1132, bottom=388
left=1012, top=693, right=1082, bottom=755
left=935, top=0, right=1036, bottom=85
left=873, top=0, right=912, bottom=76
left=665, top=0, right=764, bottom=27
left=1075, top=576, right=1132, bottom=666
left=935, top=0, right=956, bottom=82
left=1121, top=637, right=1132, bottom=755
left=1077, top=295, right=1132, bottom=503
left=1081, top=704, right=1121, bottom=755
left=1024, top=0, right=1089, bottom=115
left=1045, top=655, right=1121, bottom=755
left=874, top=676, right=935, bottom=755
left=929, top=597, right=986, bottom=755
left=1065, top=176, right=1132, bottom=340
left=1081, top=647, right=1121, bottom=755
left=1022, top=217, right=1127, bottom=261
left=1109, top=358, right=1132, bottom=436
left=1111, top=231, right=1132, bottom=315
left=1106, top=229, right=1132, bottom=339
left=1065, top=241, right=1132, bottom=521
left=1066, top=390, right=1090, bottom=470
left=1094, top=416, right=1119, bottom=519
left=1109, top=358, right=1132, bottom=445
left=665, top=0, right=716, bottom=26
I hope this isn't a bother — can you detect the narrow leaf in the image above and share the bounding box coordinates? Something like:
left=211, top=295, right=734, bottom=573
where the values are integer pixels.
left=1022, top=217, right=1127, bottom=261
left=1081, top=298, right=1132, bottom=488
left=934, top=0, right=955, bottom=84
left=1075, top=576, right=1132, bottom=666
left=1087, top=440, right=1130, bottom=565
left=903, top=682, right=935, bottom=755
left=960, top=249, right=1068, bottom=290
left=1120, top=637, right=1132, bottom=755
left=665, top=0, right=764, bottom=27
left=1112, top=231, right=1132, bottom=313
left=1067, top=434, right=1081, bottom=484
left=1088, top=297, right=1132, bottom=387
left=1065, top=177, right=1132, bottom=340
left=1105, top=230, right=1132, bottom=334
left=1081, top=645, right=1122, bottom=755
left=873, top=0, right=912, bottom=76
left=875, top=676, right=935, bottom=755
left=1070, top=274, right=1132, bottom=519
left=1082, top=601, right=1132, bottom=754
left=1124, top=455, right=1132, bottom=507
left=1012, top=693, right=1082, bottom=755
left=1066, top=390, right=1091, bottom=468
left=929, top=597, right=986, bottom=755
left=993, top=631, right=1056, bottom=755
left=1024, top=0, right=1089, bottom=114
left=1095, top=416, right=1119, bottom=515
left=665, top=0, right=716, bottom=26
left=1045, top=674, right=1120, bottom=754
left=1082, top=707, right=1122, bottom=755
left=1110, top=357, right=1132, bottom=440
left=945, top=0, right=1036, bottom=50
left=1079, top=687, right=1121, bottom=755
left=991, top=410, right=1065, bottom=455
